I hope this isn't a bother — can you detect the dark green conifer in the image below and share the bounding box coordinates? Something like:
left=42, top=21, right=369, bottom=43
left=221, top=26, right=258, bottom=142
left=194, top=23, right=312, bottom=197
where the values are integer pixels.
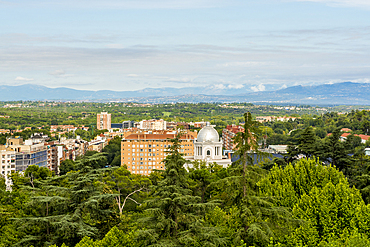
left=138, top=134, right=224, bottom=246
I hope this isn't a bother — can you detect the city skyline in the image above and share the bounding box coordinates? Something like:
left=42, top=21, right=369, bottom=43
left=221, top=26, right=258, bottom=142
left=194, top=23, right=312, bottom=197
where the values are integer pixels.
left=1, top=0, right=370, bottom=92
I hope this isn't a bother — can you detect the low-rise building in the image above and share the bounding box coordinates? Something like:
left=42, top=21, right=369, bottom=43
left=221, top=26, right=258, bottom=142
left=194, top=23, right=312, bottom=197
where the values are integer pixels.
left=138, top=119, right=167, bottom=130
left=5, top=137, right=48, bottom=172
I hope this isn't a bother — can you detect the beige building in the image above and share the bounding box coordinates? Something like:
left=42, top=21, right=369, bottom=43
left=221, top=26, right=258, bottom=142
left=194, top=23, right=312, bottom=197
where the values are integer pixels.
left=97, top=112, right=111, bottom=130
left=138, top=119, right=167, bottom=130
left=121, top=131, right=196, bottom=175
left=0, top=146, right=16, bottom=191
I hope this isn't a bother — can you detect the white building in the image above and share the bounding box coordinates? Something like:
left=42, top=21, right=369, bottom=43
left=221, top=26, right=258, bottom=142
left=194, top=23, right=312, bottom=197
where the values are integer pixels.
left=186, top=124, right=231, bottom=168
left=0, top=147, right=16, bottom=191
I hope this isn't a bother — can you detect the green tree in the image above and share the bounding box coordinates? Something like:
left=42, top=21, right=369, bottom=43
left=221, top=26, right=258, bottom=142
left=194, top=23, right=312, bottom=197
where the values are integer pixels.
left=59, top=159, right=76, bottom=175
left=322, top=128, right=351, bottom=171
left=102, top=167, right=151, bottom=217
left=259, top=158, right=370, bottom=246
left=138, top=134, right=223, bottom=246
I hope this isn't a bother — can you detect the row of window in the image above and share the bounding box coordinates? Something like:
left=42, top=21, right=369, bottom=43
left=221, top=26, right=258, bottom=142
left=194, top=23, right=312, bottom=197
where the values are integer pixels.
left=129, top=161, right=157, bottom=165
left=129, top=165, right=162, bottom=170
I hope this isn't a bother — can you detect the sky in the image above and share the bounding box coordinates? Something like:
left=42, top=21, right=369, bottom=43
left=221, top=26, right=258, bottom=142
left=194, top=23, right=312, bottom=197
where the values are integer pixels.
left=1, top=0, right=370, bottom=92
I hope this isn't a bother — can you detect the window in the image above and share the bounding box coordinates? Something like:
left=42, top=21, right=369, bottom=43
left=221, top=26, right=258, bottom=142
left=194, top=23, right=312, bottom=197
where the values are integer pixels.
left=207, top=150, right=211, bottom=156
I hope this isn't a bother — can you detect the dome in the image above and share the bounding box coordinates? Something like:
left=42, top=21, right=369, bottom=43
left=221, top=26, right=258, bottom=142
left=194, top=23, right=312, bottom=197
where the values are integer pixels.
left=197, top=126, right=219, bottom=143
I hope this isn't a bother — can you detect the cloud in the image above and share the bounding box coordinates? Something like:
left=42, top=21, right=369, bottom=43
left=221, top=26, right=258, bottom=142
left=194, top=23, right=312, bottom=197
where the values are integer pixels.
left=214, top=84, right=226, bottom=89
left=219, top=62, right=267, bottom=67
left=49, top=69, right=74, bottom=78
left=228, top=84, right=244, bottom=89
left=12, top=0, right=235, bottom=9
left=49, top=69, right=66, bottom=76
left=15, top=76, right=33, bottom=81
left=106, top=44, right=124, bottom=49
left=165, top=77, right=194, bottom=83
left=289, top=0, right=370, bottom=8
left=127, top=74, right=139, bottom=77
left=251, top=84, right=266, bottom=92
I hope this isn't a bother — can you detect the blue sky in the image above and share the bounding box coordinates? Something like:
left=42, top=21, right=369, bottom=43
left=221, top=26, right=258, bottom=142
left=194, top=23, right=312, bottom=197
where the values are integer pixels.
left=1, top=0, right=370, bottom=92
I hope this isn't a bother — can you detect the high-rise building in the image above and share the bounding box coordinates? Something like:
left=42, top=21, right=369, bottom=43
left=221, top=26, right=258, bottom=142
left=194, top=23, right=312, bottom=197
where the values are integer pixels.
left=121, top=131, right=195, bottom=175
left=222, top=125, right=244, bottom=150
left=97, top=112, right=111, bottom=130
left=0, top=146, right=16, bottom=191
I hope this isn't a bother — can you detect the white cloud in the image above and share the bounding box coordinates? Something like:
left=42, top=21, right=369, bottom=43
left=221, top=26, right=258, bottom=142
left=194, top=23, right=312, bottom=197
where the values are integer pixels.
left=290, top=0, right=370, bottom=8
left=214, top=84, right=226, bottom=89
left=15, top=76, right=33, bottom=81
left=251, top=84, right=266, bottom=92
left=127, top=74, right=139, bottom=77
left=14, top=0, right=235, bottom=9
left=106, top=44, right=124, bottom=49
left=228, top=84, right=244, bottom=89
left=219, top=61, right=266, bottom=67
left=49, top=69, right=66, bottom=76
left=49, top=69, right=74, bottom=78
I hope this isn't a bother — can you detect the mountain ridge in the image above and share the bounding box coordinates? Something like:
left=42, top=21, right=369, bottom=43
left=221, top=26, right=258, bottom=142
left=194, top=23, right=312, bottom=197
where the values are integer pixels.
left=1, top=82, right=369, bottom=105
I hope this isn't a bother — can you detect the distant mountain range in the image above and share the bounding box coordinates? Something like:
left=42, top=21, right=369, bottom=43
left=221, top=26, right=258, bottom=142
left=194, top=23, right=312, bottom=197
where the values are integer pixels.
left=1, top=82, right=370, bottom=105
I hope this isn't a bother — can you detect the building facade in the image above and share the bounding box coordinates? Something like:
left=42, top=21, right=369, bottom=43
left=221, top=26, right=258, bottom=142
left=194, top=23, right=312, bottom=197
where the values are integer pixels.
left=121, top=131, right=195, bottom=175
left=138, top=119, right=167, bottom=130
left=186, top=124, right=232, bottom=168
left=222, top=124, right=244, bottom=150
left=6, top=137, right=48, bottom=172
left=97, top=112, right=111, bottom=130
left=0, top=147, right=16, bottom=190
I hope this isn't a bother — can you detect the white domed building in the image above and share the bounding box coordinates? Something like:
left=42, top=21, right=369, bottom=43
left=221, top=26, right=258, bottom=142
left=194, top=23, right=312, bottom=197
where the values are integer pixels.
left=186, top=123, right=231, bottom=168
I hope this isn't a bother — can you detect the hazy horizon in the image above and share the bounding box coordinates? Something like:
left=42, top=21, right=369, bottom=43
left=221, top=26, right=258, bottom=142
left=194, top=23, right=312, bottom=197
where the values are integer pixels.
left=1, top=0, right=370, bottom=92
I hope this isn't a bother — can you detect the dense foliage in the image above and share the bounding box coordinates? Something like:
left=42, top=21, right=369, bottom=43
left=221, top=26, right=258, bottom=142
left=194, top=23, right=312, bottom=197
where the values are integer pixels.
left=1, top=107, right=370, bottom=246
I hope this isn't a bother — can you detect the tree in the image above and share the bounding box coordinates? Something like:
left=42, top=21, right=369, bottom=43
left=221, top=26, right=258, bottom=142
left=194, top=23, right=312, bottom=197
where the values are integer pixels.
left=59, top=159, right=75, bottom=175
left=287, top=126, right=320, bottom=160
left=259, top=158, right=370, bottom=246
left=322, top=128, right=351, bottom=171
left=102, top=167, right=151, bottom=217
left=233, top=112, right=263, bottom=197
left=13, top=156, right=115, bottom=247
left=138, top=134, right=223, bottom=246
left=188, top=161, right=224, bottom=203
left=102, top=136, right=121, bottom=167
